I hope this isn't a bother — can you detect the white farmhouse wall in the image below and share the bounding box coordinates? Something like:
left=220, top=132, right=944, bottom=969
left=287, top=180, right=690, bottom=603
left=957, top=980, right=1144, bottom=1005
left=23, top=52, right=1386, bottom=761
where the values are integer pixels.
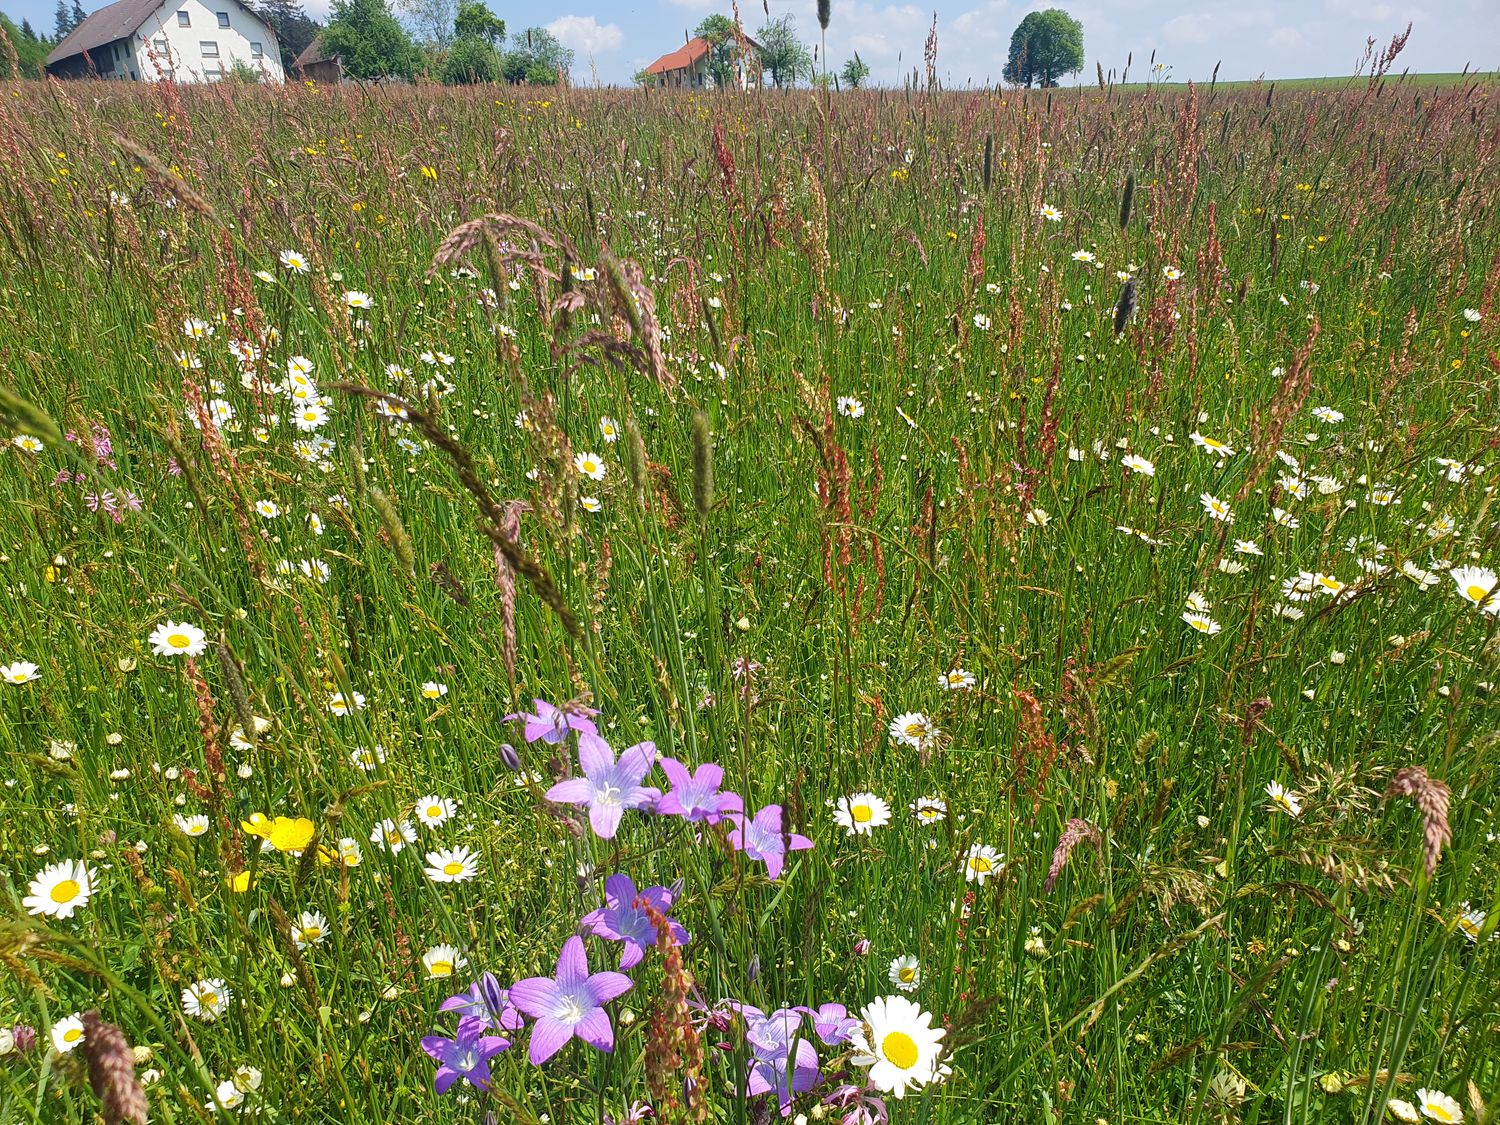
left=133, top=0, right=284, bottom=83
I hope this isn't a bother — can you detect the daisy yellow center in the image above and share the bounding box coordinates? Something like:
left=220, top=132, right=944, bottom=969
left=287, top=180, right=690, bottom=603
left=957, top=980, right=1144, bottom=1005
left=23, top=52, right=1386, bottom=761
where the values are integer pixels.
left=1458, top=916, right=1480, bottom=937
left=1204, top=438, right=1223, bottom=450
left=1467, top=584, right=1490, bottom=603
left=1423, top=1103, right=1458, bottom=1124
left=51, top=879, right=80, bottom=903
left=385, top=831, right=403, bottom=844
left=427, top=805, right=443, bottom=817
left=430, top=960, right=454, bottom=977
left=898, top=967, right=916, bottom=982
left=1275, top=795, right=1293, bottom=812
left=63, top=1028, right=83, bottom=1043
left=582, top=460, right=597, bottom=473
left=424, top=689, right=440, bottom=698
left=168, top=633, right=191, bottom=648
left=970, top=857, right=993, bottom=873
left=302, top=926, right=321, bottom=940
left=201, top=991, right=218, bottom=1007
left=919, top=809, right=938, bottom=819
left=881, top=1030, right=919, bottom=1070
left=904, top=723, right=924, bottom=738
left=851, top=805, right=873, bottom=823
left=443, top=862, right=464, bottom=876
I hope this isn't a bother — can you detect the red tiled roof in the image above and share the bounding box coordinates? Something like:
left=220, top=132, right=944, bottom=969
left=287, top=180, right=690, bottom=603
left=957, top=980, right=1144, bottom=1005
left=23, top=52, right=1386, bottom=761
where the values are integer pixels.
left=644, top=37, right=709, bottom=75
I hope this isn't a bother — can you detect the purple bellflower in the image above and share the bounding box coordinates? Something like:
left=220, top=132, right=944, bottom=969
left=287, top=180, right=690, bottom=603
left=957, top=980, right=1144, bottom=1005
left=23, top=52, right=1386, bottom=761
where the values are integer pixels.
left=580, top=873, right=689, bottom=970
left=725, top=803, right=813, bottom=880
left=509, top=935, right=633, bottom=1065
left=421, top=1016, right=511, bottom=1094
left=655, top=758, right=743, bottom=825
left=743, top=1006, right=822, bottom=1116
left=504, top=698, right=600, bottom=744
left=799, top=1002, right=859, bottom=1046
left=545, top=735, right=660, bottom=839
left=440, top=972, right=525, bottom=1034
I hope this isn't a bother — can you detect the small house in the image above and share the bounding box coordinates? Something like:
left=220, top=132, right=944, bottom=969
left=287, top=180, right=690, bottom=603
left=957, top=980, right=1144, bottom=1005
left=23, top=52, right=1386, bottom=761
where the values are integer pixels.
left=46, top=0, right=284, bottom=82
left=643, top=34, right=762, bottom=90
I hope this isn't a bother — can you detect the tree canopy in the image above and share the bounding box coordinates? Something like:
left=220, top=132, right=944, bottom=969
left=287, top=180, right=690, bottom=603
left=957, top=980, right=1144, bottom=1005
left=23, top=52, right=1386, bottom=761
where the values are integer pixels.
left=1003, top=8, right=1083, bottom=88
left=253, top=0, right=320, bottom=73
left=1, top=12, right=50, bottom=76
left=755, top=14, right=810, bottom=88
left=840, top=53, right=870, bottom=89
left=319, top=0, right=421, bottom=80
left=501, top=26, right=572, bottom=85
left=693, top=13, right=738, bottom=88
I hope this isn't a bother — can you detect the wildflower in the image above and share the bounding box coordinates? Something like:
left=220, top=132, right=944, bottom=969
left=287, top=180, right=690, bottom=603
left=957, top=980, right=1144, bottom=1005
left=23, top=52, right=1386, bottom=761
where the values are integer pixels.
left=1040, top=203, right=1062, bottom=222
left=837, top=396, right=865, bottom=418
left=579, top=496, right=602, bottom=513
left=51, top=1014, right=86, bottom=1053
left=327, top=690, right=366, bottom=716
left=888, top=711, right=939, bottom=750
left=1071, top=249, right=1096, bottom=264
left=22, top=859, right=97, bottom=919
left=1185, top=591, right=1211, bottom=613
left=509, top=935, right=633, bottom=1064
left=370, top=818, right=416, bottom=853
left=1461, top=309, right=1481, bottom=323
left=744, top=1007, right=822, bottom=1114
left=833, top=793, right=892, bottom=836
left=1266, top=781, right=1302, bottom=818
left=350, top=745, right=385, bottom=771
left=574, top=451, right=606, bottom=480
left=939, top=668, right=975, bottom=690
left=1416, top=1090, right=1464, bottom=1123
left=1234, top=539, right=1263, bottom=556
left=888, top=956, right=920, bottom=991
left=1121, top=453, right=1155, bottom=476
left=344, top=290, right=375, bottom=310
left=580, top=873, right=688, bottom=970
left=1, top=661, right=40, bottom=685
left=911, top=796, right=947, bottom=824
left=424, top=944, right=467, bottom=979
left=290, top=910, right=328, bottom=949
left=1189, top=431, right=1234, bottom=457
left=148, top=620, right=207, bottom=657
left=1026, top=507, right=1051, bottom=527
left=425, top=846, right=480, bottom=884
left=598, top=416, right=620, bottom=443
left=726, top=803, right=813, bottom=880
left=1312, top=406, right=1344, bottom=423
left=420, top=681, right=448, bottom=701
left=12, top=434, right=43, bottom=452
left=174, top=814, right=209, bottom=836
left=1200, top=493, right=1234, bottom=522
left=279, top=249, right=310, bottom=273
left=972, top=312, right=992, bottom=331
left=545, top=735, right=659, bottom=839
left=504, top=699, right=600, bottom=744
left=182, top=979, right=231, bottom=1021
left=655, top=758, right=742, bottom=824
left=1272, top=507, right=1300, bottom=529
left=963, top=843, right=1004, bottom=883
left=254, top=499, right=280, bottom=519
left=241, top=815, right=315, bottom=853
left=850, top=995, right=946, bottom=1098
left=293, top=404, right=329, bottom=431
left=1162, top=265, right=1182, bottom=280
left=421, top=1018, right=511, bottom=1094
left=440, top=973, right=525, bottom=1033
left=415, top=795, right=456, bottom=826
left=1182, top=612, right=1221, bottom=636
left=1449, top=565, right=1499, bottom=612
left=181, top=317, right=213, bottom=340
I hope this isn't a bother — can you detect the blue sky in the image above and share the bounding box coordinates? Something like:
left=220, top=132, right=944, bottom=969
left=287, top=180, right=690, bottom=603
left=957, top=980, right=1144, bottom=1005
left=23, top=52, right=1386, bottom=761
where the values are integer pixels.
left=13, top=0, right=1498, bottom=86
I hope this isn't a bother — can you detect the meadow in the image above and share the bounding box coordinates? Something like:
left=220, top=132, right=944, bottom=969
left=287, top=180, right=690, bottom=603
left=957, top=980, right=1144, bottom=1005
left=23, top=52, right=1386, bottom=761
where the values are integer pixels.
left=0, top=71, right=1498, bottom=1124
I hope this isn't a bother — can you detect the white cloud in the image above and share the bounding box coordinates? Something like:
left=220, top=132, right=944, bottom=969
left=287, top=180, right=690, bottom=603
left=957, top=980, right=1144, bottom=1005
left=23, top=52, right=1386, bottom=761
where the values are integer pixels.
left=546, top=14, right=625, bottom=55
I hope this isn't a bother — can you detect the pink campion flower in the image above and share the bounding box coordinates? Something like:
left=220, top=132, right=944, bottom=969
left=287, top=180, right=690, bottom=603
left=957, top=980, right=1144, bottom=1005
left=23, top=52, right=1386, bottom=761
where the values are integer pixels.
left=120, top=491, right=143, bottom=511
left=504, top=698, right=600, bottom=744
left=544, top=735, right=659, bottom=839
left=508, top=935, right=633, bottom=1064
left=725, top=804, right=813, bottom=881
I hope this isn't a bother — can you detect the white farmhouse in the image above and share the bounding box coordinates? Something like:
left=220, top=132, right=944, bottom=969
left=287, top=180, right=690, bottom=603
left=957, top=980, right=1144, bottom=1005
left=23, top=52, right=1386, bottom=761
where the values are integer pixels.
left=46, top=0, right=284, bottom=83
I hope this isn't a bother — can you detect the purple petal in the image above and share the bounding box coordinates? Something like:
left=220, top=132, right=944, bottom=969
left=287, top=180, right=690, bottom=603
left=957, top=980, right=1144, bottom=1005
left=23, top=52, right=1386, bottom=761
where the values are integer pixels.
left=507, top=977, right=559, bottom=1018
left=433, top=1064, right=459, bottom=1094
left=788, top=833, right=813, bottom=852
left=577, top=731, right=614, bottom=777
left=753, top=804, right=783, bottom=832
left=528, top=1016, right=573, bottom=1065
left=602, top=873, right=636, bottom=906
left=555, top=935, right=589, bottom=985
left=545, top=777, right=591, bottom=805
left=762, top=850, right=786, bottom=881
left=421, top=1035, right=456, bottom=1064
left=616, top=741, right=656, bottom=784
left=585, top=970, right=634, bottom=1004
left=573, top=1007, right=615, bottom=1052
left=619, top=941, right=645, bottom=971
left=659, top=757, right=691, bottom=789
left=589, top=802, right=625, bottom=839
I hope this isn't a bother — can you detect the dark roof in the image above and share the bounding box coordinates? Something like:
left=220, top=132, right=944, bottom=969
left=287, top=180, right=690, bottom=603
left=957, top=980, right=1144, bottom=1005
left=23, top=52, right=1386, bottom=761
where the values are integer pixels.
left=46, top=0, right=162, bottom=65
left=294, top=34, right=335, bottom=68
